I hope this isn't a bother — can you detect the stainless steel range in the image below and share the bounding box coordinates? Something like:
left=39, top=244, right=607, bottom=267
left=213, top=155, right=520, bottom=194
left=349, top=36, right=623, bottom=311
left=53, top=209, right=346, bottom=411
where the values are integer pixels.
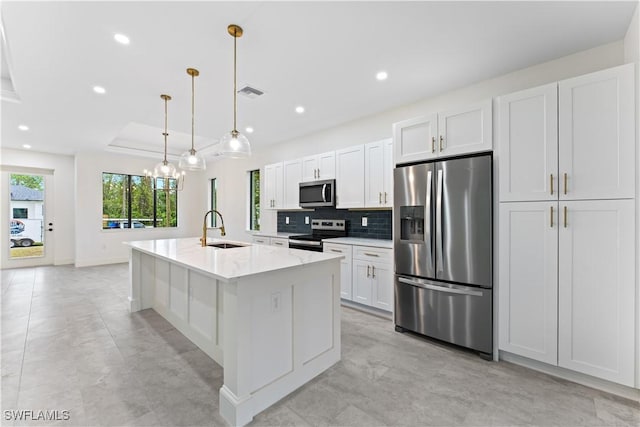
left=288, top=219, right=347, bottom=252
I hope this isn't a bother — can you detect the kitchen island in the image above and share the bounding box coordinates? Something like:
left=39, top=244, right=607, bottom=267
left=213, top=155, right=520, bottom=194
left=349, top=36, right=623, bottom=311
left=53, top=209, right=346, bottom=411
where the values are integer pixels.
left=127, top=238, right=343, bottom=426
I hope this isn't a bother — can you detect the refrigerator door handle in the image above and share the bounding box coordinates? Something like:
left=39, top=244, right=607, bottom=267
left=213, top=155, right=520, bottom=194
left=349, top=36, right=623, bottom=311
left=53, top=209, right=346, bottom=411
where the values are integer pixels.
left=435, top=169, right=444, bottom=275
left=425, top=170, right=433, bottom=269
left=398, top=277, right=484, bottom=297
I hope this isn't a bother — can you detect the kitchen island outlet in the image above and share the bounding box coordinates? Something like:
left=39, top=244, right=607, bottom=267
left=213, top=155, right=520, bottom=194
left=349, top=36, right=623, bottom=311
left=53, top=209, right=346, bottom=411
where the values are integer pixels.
left=127, top=238, right=343, bottom=426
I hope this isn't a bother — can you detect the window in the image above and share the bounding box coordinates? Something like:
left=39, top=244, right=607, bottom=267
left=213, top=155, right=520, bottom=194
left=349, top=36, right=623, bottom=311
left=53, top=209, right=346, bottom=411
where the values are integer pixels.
left=102, top=173, right=178, bottom=229
left=12, top=208, right=28, bottom=219
left=249, top=170, right=260, bottom=231
left=210, top=178, right=217, bottom=227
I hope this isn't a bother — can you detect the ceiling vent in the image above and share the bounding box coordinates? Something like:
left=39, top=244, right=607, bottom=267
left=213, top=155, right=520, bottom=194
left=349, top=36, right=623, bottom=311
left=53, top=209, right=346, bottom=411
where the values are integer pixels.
left=237, top=85, right=264, bottom=99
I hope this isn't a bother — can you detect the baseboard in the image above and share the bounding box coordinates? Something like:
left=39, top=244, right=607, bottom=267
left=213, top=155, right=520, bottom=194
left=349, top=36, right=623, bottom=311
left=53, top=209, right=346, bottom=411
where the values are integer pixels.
left=74, top=257, right=128, bottom=268
left=54, top=258, right=74, bottom=266
left=500, top=351, right=640, bottom=402
left=340, top=299, right=393, bottom=320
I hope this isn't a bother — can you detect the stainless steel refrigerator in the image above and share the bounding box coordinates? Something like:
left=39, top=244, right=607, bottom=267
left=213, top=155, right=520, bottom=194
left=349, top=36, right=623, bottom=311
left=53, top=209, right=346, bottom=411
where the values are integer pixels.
left=394, top=153, right=493, bottom=358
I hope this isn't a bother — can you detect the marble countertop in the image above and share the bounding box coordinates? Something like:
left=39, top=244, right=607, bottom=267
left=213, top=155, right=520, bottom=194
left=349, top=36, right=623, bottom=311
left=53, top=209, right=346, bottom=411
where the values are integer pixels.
left=322, top=237, right=393, bottom=249
left=127, top=237, right=343, bottom=282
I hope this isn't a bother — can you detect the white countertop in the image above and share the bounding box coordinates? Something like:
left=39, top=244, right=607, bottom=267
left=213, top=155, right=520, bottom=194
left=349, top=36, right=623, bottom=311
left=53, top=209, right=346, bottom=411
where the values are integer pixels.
left=250, top=231, right=300, bottom=239
left=322, top=237, right=393, bottom=249
left=127, top=237, right=343, bottom=282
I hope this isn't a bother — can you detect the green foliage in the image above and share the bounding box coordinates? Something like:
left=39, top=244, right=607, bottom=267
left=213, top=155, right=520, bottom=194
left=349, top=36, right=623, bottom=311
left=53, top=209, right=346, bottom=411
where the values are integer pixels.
left=11, top=174, right=44, bottom=190
left=250, top=170, right=260, bottom=231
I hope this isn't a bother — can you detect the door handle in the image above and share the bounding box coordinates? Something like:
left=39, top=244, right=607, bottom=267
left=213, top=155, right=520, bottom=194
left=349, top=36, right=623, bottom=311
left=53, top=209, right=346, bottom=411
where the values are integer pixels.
left=322, top=184, right=327, bottom=202
left=398, top=277, right=484, bottom=297
left=363, top=252, right=379, bottom=257
left=425, top=170, right=433, bottom=272
left=371, top=265, right=376, bottom=278
left=431, top=136, right=436, bottom=153
left=439, top=135, right=444, bottom=151
left=436, top=169, right=444, bottom=275
left=550, top=174, right=554, bottom=196
left=564, top=173, right=568, bottom=195
left=384, top=192, right=387, bottom=204
left=564, top=206, right=567, bottom=228
left=330, top=249, right=342, bottom=253
left=550, top=206, right=554, bottom=228
left=367, top=265, right=371, bottom=277
left=379, top=192, right=382, bottom=204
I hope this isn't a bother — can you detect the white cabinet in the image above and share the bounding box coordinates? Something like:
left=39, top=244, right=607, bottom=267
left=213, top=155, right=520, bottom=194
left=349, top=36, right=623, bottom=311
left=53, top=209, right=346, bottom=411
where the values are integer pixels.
left=558, top=65, right=635, bottom=201
left=499, top=202, right=558, bottom=365
left=497, top=64, right=636, bottom=387
left=498, top=83, right=558, bottom=202
left=351, top=246, right=393, bottom=312
left=302, top=151, right=335, bottom=181
left=335, top=145, right=365, bottom=208
left=324, top=243, right=353, bottom=300
left=252, top=236, right=270, bottom=245
left=394, top=100, right=492, bottom=165
left=557, top=200, right=635, bottom=386
left=364, top=139, right=393, bottom=208
left=264, top=162, right=283, bottom=210
left=269, top=237, right=288, bottom=248
left=282, top=159, right=302, bottom=209
left=499, top=64, right=634, bottom=202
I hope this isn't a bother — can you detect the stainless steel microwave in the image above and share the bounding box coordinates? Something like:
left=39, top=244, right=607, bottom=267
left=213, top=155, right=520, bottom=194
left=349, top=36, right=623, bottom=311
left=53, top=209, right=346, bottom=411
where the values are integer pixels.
left=299, top=179, right=336, bottom=208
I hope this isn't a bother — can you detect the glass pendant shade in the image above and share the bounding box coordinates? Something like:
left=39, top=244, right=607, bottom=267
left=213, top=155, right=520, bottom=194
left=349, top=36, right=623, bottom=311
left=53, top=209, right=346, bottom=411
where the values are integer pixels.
left=219, top=130, right=251, bottom=158
left=179, top=149, right=206, bottom=170
left=153, top=160, right=178, bottom=178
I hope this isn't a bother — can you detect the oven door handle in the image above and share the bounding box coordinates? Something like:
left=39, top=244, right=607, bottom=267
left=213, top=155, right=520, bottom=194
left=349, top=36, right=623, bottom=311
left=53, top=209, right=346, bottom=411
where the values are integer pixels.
left=398, top=277, right=484, bottom=297
left=289, top=239, right=322, bottom=246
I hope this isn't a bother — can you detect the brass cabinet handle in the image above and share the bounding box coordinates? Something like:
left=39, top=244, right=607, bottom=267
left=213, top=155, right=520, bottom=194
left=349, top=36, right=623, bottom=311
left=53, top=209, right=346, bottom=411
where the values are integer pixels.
left=367, top=265, right=371, bottom=277
left=431, top=136, right=436, bottom=153
left=372, top=265, right=376, bottom=278
left=550, top=206, right=554, bottom=228
left=550, top=174, right=554, bottom=196
left=330, top=249, right=342, bottom=253
left=364, top=252, right=379, bottom=257
left=439, top=135, right=444, bottom=151
left=563, top=206, right=567, bottom=228
left=384, top=192, right=387, bottom=204
left=564, top=173, right=568, bottom=195
left=379, top=192, right=382, bottom=204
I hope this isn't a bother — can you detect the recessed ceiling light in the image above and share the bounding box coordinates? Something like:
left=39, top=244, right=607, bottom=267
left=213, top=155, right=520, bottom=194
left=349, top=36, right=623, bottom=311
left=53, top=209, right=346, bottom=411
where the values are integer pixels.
left=295, top=106, right=305, bottom=114
left=245, top=127, right=254, bottom=134
left=23, top=144, right=31, bottom=149
left=376, top=71, right=388, bottom=81
left=114, top=33, right=130, bottom=45
left=18, top=125, right=29, bottom=131
left=93, top=86, right=106, bottom=94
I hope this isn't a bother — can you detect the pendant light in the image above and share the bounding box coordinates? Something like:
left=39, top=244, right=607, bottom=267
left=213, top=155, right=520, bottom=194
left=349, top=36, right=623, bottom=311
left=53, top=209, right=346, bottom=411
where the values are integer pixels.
left=149, top=94, right=185, bottom=188
left=218, top=24, right=251, bottom=158
left=179, top=68, right=206, bottom=170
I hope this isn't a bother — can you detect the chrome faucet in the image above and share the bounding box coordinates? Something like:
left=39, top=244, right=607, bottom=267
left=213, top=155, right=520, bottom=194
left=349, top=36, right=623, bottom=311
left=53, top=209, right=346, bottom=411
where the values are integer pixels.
left=201, top=210, right=226, bottom=247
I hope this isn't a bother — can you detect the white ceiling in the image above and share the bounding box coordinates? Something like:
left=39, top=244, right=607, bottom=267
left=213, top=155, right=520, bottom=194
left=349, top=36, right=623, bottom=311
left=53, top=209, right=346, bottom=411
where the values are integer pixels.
left=1, top=1, right=637, bottom=160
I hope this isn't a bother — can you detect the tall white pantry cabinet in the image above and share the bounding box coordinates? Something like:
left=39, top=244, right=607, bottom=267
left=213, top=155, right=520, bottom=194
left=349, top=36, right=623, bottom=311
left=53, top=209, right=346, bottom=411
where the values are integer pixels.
left=497, top=63, right=636, bottom=387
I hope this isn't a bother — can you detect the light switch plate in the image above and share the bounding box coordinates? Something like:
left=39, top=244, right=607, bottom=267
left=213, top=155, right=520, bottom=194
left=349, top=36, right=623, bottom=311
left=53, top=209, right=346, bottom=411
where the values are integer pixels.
left=285, top=216, right=289, bottom=224
left=305, top=216, right=309, bottom=224
left=362, top=217, right=368, bottom=227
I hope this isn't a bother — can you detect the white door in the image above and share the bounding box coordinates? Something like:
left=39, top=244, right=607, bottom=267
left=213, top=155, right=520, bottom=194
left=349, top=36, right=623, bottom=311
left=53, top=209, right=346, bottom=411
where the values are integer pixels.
left=335, top=145, right=365, bottom=208
left=437, top=99, right=492, bottom=158
left=498, top=202, right=558, bottom=364
left=498, top=83, right=558, bottom=202
left=1, top=170, right=55, bottom=268
left=364, top=140, right=385, bottom=208
left=558, top=63, right=635, bottom=201
left=352, top=260, right=372, bottom=305
left=557, top=199, right=635, bottom=386
left=282, top=159, right=302, bottom=209
left=317, top=151, right=336, bottom=180
left=393, top=113, right=438, bottom=165
left=264, top=162, right=283, bottom=210
left=371, top=262, right=393, bottom=311
left=324, top=243, right=353, bottom=300
left=301, top=155, right=318, bottom=182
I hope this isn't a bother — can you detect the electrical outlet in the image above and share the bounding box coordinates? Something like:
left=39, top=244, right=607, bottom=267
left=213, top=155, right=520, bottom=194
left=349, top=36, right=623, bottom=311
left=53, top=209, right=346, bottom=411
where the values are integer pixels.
left=271, top=292, right=281, bottom=313
left=305, top=216, right=310, bottom=225
left=285, top=216, right=289, bottom=224
left=362, top=217, right=368, bottom=227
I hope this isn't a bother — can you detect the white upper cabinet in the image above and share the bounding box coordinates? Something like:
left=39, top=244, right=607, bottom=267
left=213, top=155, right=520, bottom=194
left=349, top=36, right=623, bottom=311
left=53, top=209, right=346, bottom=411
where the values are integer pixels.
left=498, top=83, right=558, bottom=202
left=558, top=64, right=635, bottom=200
left=335, top=145, right=365, bottom=208
left=282, top=159, right=302, bottom=209
left=557, top=199, right=635, bottom=386
left=364, top=138, right=393, bottom=208
left=264, top=162, right=283, bottom=210
left=302, top=151, right=336, bottom=182
left=498, top=202, right=558, bottom=365
left=393, top=113, right=438, bottom=164
left=393, top=100, right=492, bottom=165
left=437, top=99, right=492, bottom=158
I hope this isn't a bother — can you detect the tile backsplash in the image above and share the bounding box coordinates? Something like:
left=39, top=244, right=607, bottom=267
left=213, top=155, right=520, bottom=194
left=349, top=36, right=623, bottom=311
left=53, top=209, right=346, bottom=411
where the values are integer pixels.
left=277, top=208, right=392, bottom=240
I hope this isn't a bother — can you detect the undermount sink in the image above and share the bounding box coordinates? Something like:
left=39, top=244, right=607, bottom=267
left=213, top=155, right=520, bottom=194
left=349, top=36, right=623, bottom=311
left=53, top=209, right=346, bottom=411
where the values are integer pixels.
left=207, top=242, right=246, bottom=249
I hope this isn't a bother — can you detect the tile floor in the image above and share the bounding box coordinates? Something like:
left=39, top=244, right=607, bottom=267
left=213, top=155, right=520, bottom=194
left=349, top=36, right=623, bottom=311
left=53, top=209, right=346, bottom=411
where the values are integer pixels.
left=1, top=264, right=639, bottom=427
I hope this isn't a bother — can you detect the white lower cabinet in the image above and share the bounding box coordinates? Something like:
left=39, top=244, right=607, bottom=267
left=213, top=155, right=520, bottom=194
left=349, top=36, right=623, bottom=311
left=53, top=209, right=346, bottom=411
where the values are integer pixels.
left=269, top=237, right=288, bottom=248
left=324, top=243, right=353, bottom=300
left=499, top=199, right=635, bottom=386
left=324, top=243, right=393, bottom=313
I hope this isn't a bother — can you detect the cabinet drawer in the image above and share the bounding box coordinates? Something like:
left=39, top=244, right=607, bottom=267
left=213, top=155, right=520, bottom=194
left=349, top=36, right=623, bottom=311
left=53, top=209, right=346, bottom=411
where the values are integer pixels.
left=252, top=236, right=270, bottom=245
left=270, top=238, right=288, bottom=248
left=324, top=243, right=352, bottom=260
left=353, top=246, right=392, bottom=263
